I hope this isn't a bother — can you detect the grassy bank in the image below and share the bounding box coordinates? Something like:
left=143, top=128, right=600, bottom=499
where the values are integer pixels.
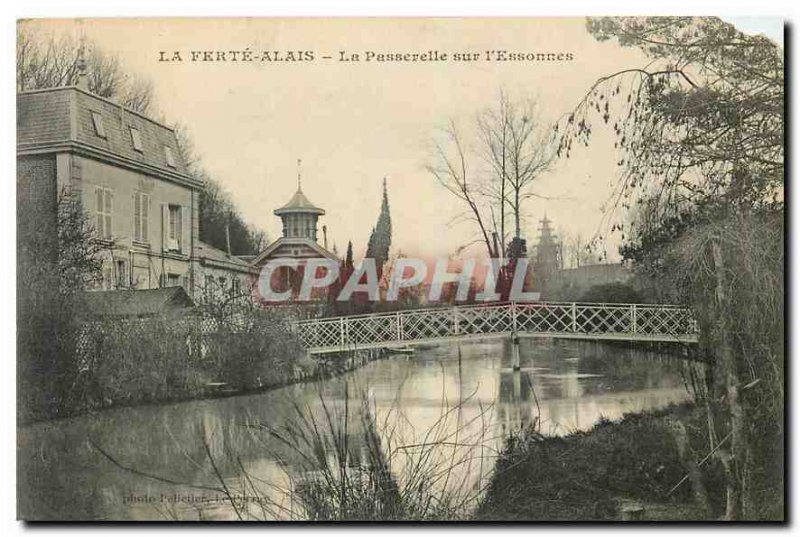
left=476, top=403, right=733, bottom=521
left=19, top=307, right=390, bottom=426
left=19, top=308, right=310, bottom=423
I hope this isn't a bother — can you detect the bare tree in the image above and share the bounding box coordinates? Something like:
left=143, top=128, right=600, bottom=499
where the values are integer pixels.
left=426, top=120, right=496, bottom=258
left=558, top=229, right=595, bottom=269
left=17, top=26, right=153, bottom=114
left=480, top=95, right=556, bottom=241
left=428, top=94, right=556, bottom=259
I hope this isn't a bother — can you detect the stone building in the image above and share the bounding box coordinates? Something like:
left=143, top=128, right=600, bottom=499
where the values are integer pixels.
left=195, top=240, right=259, bottom=304
left=17, top=83, right=201, bottom=294
left=252, top=183, right=338, bottom=300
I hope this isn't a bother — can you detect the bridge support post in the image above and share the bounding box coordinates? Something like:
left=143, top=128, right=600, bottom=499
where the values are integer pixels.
left=511, top=332, right=521, bottom=371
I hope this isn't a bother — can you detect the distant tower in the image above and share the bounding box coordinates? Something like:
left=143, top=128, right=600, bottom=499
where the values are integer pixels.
left=273, top=163, right=325, bottom=242
left=534, top=215, right=561, bottom=290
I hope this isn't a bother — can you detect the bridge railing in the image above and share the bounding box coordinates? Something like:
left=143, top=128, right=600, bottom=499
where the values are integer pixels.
left=294, top=301, right=698, bottom=351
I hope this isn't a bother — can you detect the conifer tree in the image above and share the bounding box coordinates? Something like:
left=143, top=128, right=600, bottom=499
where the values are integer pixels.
left=365, top=178, right=392, bottom=282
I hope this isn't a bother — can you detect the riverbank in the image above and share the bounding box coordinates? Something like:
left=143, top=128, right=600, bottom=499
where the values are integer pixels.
left=19, top=344, right=388, bottom=427
left=476, top=402, right=728, bottom=521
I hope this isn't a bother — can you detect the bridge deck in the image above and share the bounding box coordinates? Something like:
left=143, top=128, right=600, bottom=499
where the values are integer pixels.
left=295, top=301, right=699, bottom=355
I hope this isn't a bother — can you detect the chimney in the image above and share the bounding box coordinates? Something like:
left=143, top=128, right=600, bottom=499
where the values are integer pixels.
left=322, top=225, right=328, bottom=250
left=76, top=43, right=89, bottom=91
left=225, top=224, right=232, bottom=257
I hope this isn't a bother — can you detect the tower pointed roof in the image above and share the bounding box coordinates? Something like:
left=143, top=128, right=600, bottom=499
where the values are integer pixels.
left=274, top=187, right=325, bottom=216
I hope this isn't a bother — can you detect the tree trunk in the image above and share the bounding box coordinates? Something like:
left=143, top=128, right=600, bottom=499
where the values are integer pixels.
left=711, top=236, right=744, bottom=520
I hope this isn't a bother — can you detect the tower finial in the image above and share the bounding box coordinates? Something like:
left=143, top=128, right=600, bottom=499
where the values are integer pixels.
left=76, top=35, right=89, bottom=91
left=297, top=158, right=302, bottom=191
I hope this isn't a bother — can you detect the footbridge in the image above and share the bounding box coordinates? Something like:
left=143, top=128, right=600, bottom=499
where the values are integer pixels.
left=294, top=301, right=699, bottom=355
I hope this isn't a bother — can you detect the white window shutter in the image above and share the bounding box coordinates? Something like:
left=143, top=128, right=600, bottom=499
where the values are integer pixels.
left=95, top=188, right=104, bottom=238
left=105, top=190, right=113, bottom=239
left=181, top=205, right=190, bottom=255
left=143, top=195, right=150, bottom=243
left=133, top=193, right=140, bottom=242
left=162, top=204, right=170, bottom=252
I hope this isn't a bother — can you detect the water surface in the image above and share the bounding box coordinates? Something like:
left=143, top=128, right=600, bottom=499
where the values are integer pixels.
left=18, top=338, right=692, bottom=520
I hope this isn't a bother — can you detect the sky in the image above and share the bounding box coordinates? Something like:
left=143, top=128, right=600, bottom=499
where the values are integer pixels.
left=18, top=17, right=783, bottom=262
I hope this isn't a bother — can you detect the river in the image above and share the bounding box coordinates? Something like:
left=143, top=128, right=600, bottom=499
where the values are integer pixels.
left=17, top=337, right=693, bottom=521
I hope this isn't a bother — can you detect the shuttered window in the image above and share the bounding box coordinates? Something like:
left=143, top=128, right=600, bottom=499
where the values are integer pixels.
left=133, top=192, right=150, bottom=243
left=95, top=187, right=113, bottom=240
left=168, top=204, right=182, bottom=250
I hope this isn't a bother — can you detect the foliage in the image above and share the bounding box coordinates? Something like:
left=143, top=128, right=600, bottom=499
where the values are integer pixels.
left=660, top=211, right=784, bottom=519
left=17, top=26, right=154, bottom=113
left=579, top=282, right=642, bottom=304
left=68, top=305, right=305, bottom=415
left=478, top=404, right=725, bottom=520
left=248, top=387, right=494, bottom=520
left=558, top=17, right=783, bottom=234
left=198, top=171, right=267, bottom=255
left=557, top=17, right=785, bottom=519
left=18, top=186, right=106, bottom=422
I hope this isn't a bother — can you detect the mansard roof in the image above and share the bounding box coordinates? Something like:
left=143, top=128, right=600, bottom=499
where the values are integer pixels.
left=17, top=86, right=198, bottom=189
left=274, top=188, right=325, bottom=216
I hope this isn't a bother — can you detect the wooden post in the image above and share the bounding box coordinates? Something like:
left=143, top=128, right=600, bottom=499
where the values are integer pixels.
left=395, top=311, right=402, bottom=341
left=571, top=303, right=578, bottom=333
left=631, top=304, right=637, bottom=335
left=511, top=301, right=518, bottom=333
left=511, top=332, right=520, bottom=371
left=339, top=317, right=345, bottom=348
left=453, top=307, right=459, bottom=336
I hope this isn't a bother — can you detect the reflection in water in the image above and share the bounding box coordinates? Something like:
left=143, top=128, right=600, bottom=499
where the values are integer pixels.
left=18, top=338, right=692, bottom=520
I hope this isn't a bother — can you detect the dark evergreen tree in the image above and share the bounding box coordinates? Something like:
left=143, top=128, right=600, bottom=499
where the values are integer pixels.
left=345, top=240, right=354, bottom=270
left=197, top=172, right=266, bottom=255
left=365, top=178, right=392, bottom=282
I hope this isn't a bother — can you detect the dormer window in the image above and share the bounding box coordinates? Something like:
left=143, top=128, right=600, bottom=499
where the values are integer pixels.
left=130, top=127, right=143, bottom=152
left=91, top=111, right=106, bottom=138
left=164, top=146, right=176, bottom=168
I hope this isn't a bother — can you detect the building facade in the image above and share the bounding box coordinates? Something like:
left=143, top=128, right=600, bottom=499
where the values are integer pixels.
left=18, top=83, right=341, bottom=309
left=18, top=85, right=202, bottom=294
left=195, top=240, right=259, bottom=304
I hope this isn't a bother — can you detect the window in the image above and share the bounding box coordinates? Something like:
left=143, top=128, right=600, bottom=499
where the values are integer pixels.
left=91, top=112, right=106, bottom=138
left=168, top=204, right=182, bottom=251
left=101, top=264, right=113, bottom=290
left=133, top=192, right=150, bottom=243
left=115, top=259, right=128, bottom=288
left=164, top=146, right=176, bottom=168
left=232, top=277, right=241, bottom=297
left=95, top=187, right=113, bottom=240
left=130, top=127, right=143, bottom=152
left=166, top=273, right=180, bottom=287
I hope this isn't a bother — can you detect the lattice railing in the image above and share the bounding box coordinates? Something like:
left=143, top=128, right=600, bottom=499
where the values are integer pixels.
left=294, top=302, right=699, bottom=352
